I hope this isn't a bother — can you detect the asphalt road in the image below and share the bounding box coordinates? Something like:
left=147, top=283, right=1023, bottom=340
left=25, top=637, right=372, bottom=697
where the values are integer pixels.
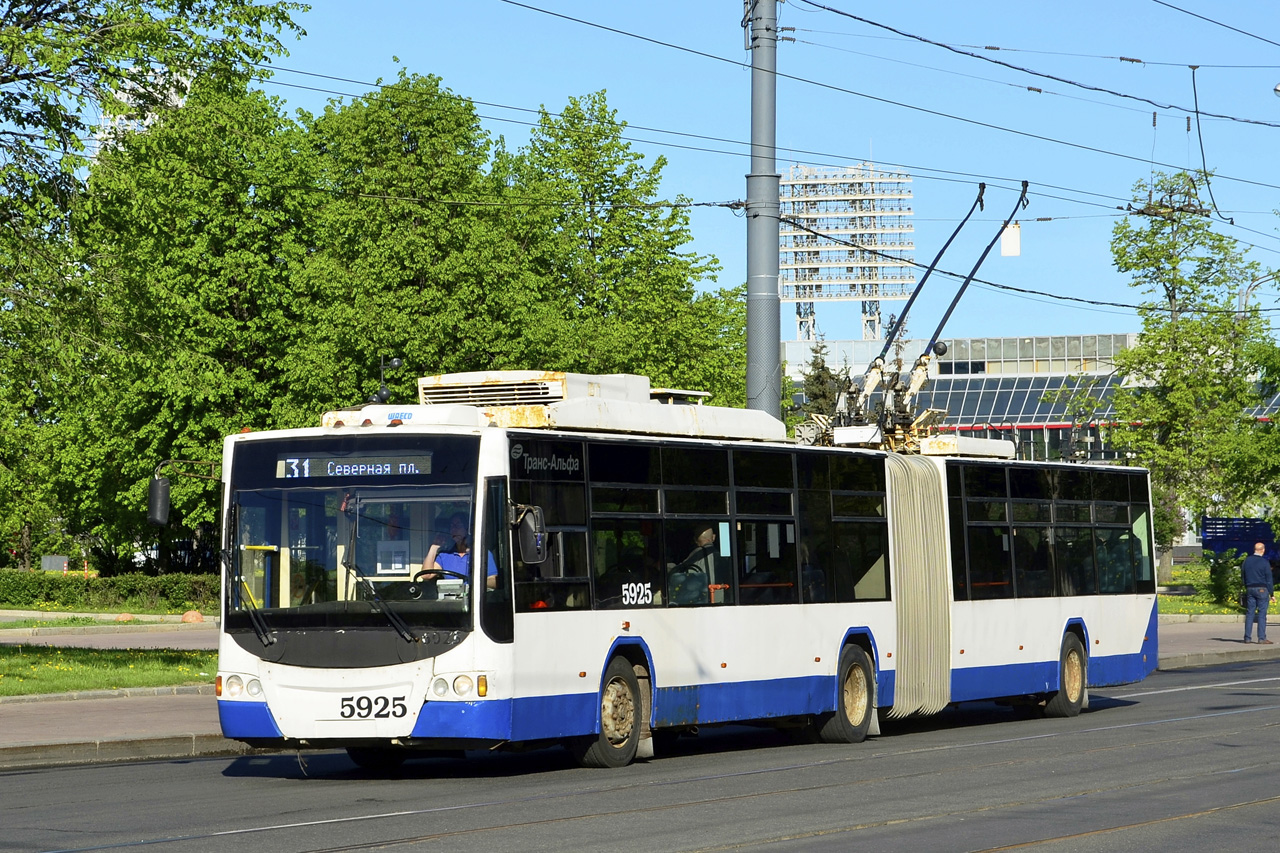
left=5, top=657, right=1279, bottom=853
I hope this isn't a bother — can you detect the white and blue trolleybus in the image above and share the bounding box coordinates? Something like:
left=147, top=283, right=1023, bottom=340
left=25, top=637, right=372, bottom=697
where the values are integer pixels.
left=203, top=370, right=1158, bottom=769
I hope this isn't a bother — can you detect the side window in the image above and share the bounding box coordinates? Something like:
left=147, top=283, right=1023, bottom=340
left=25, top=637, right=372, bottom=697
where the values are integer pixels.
left=798, top=452, right=888, bottom=604
left=1096, top=527, right=1136, bottom=594
left=947, top=464, right=968, bottom=600
left=1131, top=499, right=1156, bottom=593
left=798, top=487, right=832, bottom=603
left=968, top=526, right=1014, bottom=599
left=665, top=519, right=732, bottom=606
left=514, top=530, right=591, bottom=613
left=737, top=519, right=798, bottom=605
left=965, top=465, right=1013, bottom=599
left=1012, top=526, right=1053, bottom=598
left=1055, top=527, right=1097, bottom=595
left=830, top=522, right=889, bottom=601
left=591, top=519, right=663, bottom=609
left=480, top=478, right=513, bottom=643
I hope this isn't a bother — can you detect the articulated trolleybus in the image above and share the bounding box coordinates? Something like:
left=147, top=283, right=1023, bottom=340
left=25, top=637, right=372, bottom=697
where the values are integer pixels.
left=206, top=371, right=1157, bottom=769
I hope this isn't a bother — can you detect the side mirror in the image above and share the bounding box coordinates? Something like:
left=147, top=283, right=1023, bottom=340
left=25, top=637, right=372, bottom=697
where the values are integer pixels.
left=516, top=506, right=547, bottom=564
left=147, top=477, right=171, bottom=527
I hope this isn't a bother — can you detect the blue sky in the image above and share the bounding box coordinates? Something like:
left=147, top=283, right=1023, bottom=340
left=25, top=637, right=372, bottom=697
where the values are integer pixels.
left=258, top=1, right=1280, bottom=344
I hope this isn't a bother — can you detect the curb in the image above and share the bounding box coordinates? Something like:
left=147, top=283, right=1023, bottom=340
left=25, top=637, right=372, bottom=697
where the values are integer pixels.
left=0, top=684, right=216, bottom=705
left=1158, top=646, right=1280, bottom=670
left=0, top=735, right=273, bottom=771
left=1157, top=614, right=1244, bottom=624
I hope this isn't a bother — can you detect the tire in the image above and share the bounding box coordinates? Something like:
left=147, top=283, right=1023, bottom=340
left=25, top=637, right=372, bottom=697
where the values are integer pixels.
left=1044, top=633, right=1087, bottom=718
left=570, top=657, right=642, bottom=768
left=345, top=746, right=408, bottom=772
left=816, top=645, right=875, bottom=744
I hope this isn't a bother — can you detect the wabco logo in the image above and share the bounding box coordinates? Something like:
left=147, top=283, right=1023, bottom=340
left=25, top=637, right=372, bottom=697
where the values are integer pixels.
left=387, top=412, right=413, bottom=421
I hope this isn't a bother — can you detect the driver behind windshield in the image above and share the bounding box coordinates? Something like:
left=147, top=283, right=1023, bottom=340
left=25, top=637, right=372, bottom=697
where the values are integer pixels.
left=420, top=513, right=498, bottom=589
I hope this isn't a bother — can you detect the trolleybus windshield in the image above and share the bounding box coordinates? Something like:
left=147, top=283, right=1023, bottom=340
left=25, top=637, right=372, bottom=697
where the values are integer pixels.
left=224, top=435, right=481, bottom=635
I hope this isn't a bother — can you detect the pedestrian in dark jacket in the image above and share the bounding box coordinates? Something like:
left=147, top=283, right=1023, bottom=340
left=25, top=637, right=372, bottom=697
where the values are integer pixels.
left=1241, top=541, right=1275, bottom=644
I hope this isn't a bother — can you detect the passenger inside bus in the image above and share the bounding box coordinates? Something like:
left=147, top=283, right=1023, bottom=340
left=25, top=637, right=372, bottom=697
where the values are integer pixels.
left=667, top=522, right=730, bottom=605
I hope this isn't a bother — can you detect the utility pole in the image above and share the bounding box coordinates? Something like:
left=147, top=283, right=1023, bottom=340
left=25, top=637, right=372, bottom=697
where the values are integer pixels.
left=745, top=0, right=781, bottom=417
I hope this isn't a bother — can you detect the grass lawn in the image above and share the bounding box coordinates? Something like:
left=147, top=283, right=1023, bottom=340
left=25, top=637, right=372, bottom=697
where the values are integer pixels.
left=0, top=616, right=104, bottom=630
left=0, top=646, right=217, bottom=697
left=1157, top=595, right=1239, bottom=616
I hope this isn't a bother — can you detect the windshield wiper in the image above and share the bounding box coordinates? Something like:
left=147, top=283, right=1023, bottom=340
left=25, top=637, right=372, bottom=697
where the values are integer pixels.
left=228, top=546, right=275, bottom=647
left=343, top=523, right=419, bottom=644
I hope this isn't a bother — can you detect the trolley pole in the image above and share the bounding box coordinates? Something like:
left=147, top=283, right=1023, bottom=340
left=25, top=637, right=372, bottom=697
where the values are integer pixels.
left=745, top=0, right=781, bottom=418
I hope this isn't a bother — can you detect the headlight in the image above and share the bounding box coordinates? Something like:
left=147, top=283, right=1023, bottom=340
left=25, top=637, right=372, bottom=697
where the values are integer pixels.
left=453, top=675, right=474, bottom=697
left=225, top=674, right=244, bottom=698
left=246, top=679, right=263, bottom=698
left=432, top=678, right=449, bottom=697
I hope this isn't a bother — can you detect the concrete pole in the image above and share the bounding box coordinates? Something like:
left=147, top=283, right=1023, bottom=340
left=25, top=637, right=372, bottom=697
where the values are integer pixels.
left=745, top=0, right=781, bottom=418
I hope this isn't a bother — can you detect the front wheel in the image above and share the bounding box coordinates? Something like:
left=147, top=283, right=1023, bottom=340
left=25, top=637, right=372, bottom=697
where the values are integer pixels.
left=1044, top=634, right=1087, bottom=718
left=570, top=657, right=642, bottom=768
left=816, top=645, right=875, bottom=744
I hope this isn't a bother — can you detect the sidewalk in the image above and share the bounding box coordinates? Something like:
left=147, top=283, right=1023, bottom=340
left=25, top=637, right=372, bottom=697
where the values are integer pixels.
left=0, top=616, right=1277, bottom=771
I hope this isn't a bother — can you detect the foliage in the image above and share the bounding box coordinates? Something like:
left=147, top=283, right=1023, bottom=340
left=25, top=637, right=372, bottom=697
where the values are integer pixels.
left=1176, top=551, right=1246, bottom=607
left=1049, top=172, right=1278, bottom=525
left=1155, top=595, right=1236, bottom=616
left=0, top=646, right=216, bottom=697
left=797, top=336, right=845, bottom=418
left=0, top=569, right=219, bottom=611
left=1151, top=481, right=1188, bottom=550
left=12, top=70, right=746, bottom=566
left=505, top=91, right=742, bottom=405
left=0, top=0, right=305, bottom=569
left=65, top=76, right=314, bottom=549
left=0, top=0, right=303, bottom=237
left=1107, top=172, right=1277, bottom=520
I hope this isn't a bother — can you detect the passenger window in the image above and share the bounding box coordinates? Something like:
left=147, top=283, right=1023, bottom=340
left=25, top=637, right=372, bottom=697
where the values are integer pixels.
left=589, top=442, right=659, bottom=485
left=1055, top=527, right=1097, bottom=595
left=1013, top=526, right=1054, bottom=597
left=968, top=526, right=1013, bottom=599
left=830, top=521, right=889, bottom=602
left=591, top=519, right=664, bottom=609
left=737, top=520, right=798, bottom=605
left=664, top=520, right=732, bottom=606
left=733, top=450, right=794, bottom=489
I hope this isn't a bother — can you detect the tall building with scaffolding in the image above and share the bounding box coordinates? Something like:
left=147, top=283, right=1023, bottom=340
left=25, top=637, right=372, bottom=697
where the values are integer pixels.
left=779, top=164, right=916, bottom=341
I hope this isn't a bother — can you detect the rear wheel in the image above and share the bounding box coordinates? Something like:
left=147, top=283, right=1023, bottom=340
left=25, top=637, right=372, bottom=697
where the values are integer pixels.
left=570, top=657, right=642, bottom=768
left=1044, top=634, right=1086, bottom=718
left=816, top=646, right=875, bottom=744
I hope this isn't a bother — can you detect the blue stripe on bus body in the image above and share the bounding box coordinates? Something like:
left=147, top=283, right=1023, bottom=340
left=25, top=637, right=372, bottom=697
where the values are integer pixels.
left=651, top=676, right=834, bottom=728
left=949, top=648, right=1152, bottom=701
left=218, top=699, right=283, bottom=739
left=410, top=677, right=838, bottom=741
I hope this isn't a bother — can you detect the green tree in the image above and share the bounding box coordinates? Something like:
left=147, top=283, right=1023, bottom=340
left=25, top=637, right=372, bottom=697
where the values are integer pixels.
left=279, top=72, right=548, bottom=409
left=67, top=76, right=313, bottom=557
left=0, top=246, right=76, bottom=569
left=0, top=0, right=302, bottom=239
left=509, top=91, right=743, bottom=405
left=798, top=336, right=844, bottom=418
left=1107, top=171, right=1276, bottom=522
left=0, top=0, right=303, bottom=568
left=52, top=76, right=751, bottom=563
